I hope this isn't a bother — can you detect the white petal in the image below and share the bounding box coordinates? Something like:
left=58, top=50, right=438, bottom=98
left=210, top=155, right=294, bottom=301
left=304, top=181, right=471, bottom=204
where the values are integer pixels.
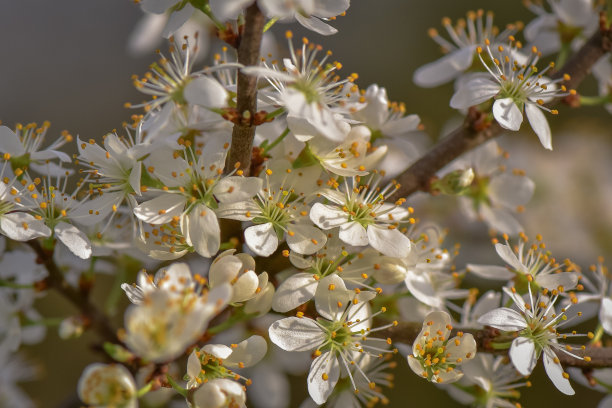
left=214, top=176, right=262, bottom=203
left=600, top=298, right=612, bottom=335
left=536, top=272, right=578, bottom=291
left=366, top=225, right=411, bottom=258
left=492, top=98, right=523, bottom=131
left=272, top=273, right=318, bottom=313
left=202, top=344, right=233, bottom=359
left=543, top=348, right=575, bottom=395
left=209, top=254, right=243, bottom=287
left=445, top=333, right=476, bottom=362
left=477, top=308, right=528, bottom=331
left=450, top=75, right=500, bottom=108
left=295, top=14, right=337, bottom=35
left=509, top=337, right=537, bottom=376
left=466, top=264, right=513, bottom=280
left=488, top=173, right=535, bottom=208
left=338, top=221, right=368, bottom=246
left=268, top=317, right=325, bottom=351
left=414, top=47, right=475, bottom=88
left=244, top=281, right=275, bottom=315
left=525, top=102, right=552, bottom=150
left=495, top=243, right=525, bottom=272
left=133, top=194, right=185, bottom=224
left=224, top=335, right=267, bottom=368
left=69, top=191, right=124, bottom=227
left=161, top=4, right=193, bottom=38
left=286, top=224, right=327, bottom=255
left=309, top=203, right=346, bottom=229
left=185, top=204, right=220, bottom=258
left=479, top=205, right=523, bottom=236
left=404, top=271, right=444, bottom=309
left=0, top=126, right=25, bottom=155
left=244, top=223, right=279, bottom=257
left=184, top=76, right=228, bottom=109
left=232, top=270, right=259, bottom=302
left=314, top=274, right=349, bottom=321
left=55, top=222, right=92, bottom=259
left=0, top=213, right=51, bottom=241
left=307, top=351, right=339, bottom=405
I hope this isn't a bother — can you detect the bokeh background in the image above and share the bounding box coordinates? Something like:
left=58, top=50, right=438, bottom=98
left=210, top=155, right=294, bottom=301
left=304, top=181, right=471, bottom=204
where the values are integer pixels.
left=1, top=0, right=611, bottom=406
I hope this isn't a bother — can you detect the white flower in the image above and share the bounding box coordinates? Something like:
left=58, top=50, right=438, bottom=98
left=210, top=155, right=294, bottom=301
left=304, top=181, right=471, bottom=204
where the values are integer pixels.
left=138, top=0, right=199, bottom=38
left=73, top=130, right=152, bottom=227
left=0, top=122, right=72, bottom=176
left=310, top=175, right=413, bottom=258
left=269, top=277, right=391, bottom=404
left=568, top=367, right=612, bottom=408
left=16, top=173, right=94, bottom=259
left=259, top=0, right=350, bottom=35
left=450, top=40, right=574, bottom=150
left=454, top=140, right=535, bottom=235
left=133, top=139, right=262, bottom=258
left=467, top=234, right=578, bottom=291
left=478, top=285, right=589, bottom=395
left=444, top=353, right=528, bottom=408
left=307, top=125, right=387, bottom=177
left=77, top=363, right=137, bottom=408
left=217, top=167, right=326, bottom=257
left=0, top=352, right=39, bottom=408
left=407, top=311, right=476, bottom=383
left=131, top=36, right=228, bottom=113
left=209, top=250, right=273, bottom=308
left=192, top=378, right=247, bottom=408
left=413, top=10, right=521, bottom=87
left=351, top=84, right=426, bottom=178
left=244, top=33, right=360, bottom=143
left=122, top=282, right=232, bottom=363
left=186, top=335, right=267, bottom=389
left=524, top=0, right=599, bottom=56
left=209, top=0, right=254, bottom=21
left=0, top=176, right=51, bottom=242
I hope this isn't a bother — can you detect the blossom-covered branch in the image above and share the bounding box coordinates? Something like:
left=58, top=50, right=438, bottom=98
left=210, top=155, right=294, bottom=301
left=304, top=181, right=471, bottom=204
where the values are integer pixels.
left=395, top=19, right=612, bottom=198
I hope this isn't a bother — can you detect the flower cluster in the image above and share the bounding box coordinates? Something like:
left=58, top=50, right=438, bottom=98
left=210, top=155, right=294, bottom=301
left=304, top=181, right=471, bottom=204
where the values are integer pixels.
left=1, top=2, right=609, bottom=408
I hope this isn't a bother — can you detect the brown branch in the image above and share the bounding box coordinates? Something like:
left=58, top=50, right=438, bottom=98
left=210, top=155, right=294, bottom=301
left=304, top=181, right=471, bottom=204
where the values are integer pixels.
left=27, top=239, right=118, bottom=344
left=224, top=3, right=266, bottom=175
left=379, top=322, right=612, bottom=368
left=395, top=23, right=612, bottom=199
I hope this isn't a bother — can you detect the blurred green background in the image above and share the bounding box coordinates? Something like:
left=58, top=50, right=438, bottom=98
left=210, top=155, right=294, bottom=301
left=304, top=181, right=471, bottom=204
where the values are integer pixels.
left=1, top=0, right=610, bottom=406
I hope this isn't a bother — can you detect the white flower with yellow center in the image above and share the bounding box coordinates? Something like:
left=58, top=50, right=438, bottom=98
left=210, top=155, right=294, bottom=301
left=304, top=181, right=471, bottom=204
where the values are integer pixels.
left=0, top=169, right=51, bottom=242
left=451, top=39, right=574, bottom=150
left=244, top=33, right=361, bottom=143
left=269, top=276, right=393, bottom=404
left=310, top=175, right=413, bottom=258
left=407, top=311, right=476, bottom=383
left=478, top=284, right=591, bottom=395
left=77, top=363, right=137, bottom=408
left=414, top=10, right=521, bottom=87
left=0, top=122, right=72, bottom=176
left=467, top=234, right=578, bottom=291
left=259, top=0, right=350, bottom=36
left=186, top=335, right=267, bottom=389
left=217, top=167, right=327, bottom=257
left=134, top=140, right=262, bottom=258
